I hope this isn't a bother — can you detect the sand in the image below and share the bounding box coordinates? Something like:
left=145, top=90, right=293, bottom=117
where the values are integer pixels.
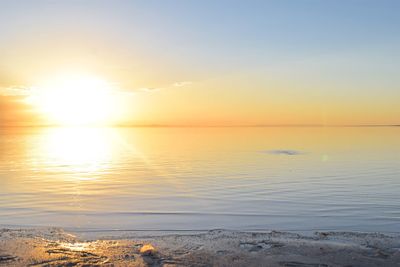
left=1, top=228, right=400, bottom=266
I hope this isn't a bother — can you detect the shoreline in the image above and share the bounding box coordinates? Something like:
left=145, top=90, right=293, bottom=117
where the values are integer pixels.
left=1, top=228, right=399, bottom=266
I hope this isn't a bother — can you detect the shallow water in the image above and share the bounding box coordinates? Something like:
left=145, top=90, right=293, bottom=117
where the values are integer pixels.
left=0, top=127, right=399, bottom=232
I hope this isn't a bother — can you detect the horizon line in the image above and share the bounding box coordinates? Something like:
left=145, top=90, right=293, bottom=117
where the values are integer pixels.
left=0, top=124, right=399, bottom=128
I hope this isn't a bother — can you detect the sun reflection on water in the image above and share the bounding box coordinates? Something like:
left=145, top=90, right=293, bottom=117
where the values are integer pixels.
left=38, top=127, right=114, bottom=178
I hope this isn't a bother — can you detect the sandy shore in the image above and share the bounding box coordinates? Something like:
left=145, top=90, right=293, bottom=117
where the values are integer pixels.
left=0, top=228, right=399, bottom=266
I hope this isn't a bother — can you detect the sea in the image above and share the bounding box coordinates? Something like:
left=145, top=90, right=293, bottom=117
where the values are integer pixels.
left=0, top=127, right=399, bottom=233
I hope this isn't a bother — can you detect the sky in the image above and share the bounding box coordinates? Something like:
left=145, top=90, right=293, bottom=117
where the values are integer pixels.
left=0, top=0, right=399, bottom=126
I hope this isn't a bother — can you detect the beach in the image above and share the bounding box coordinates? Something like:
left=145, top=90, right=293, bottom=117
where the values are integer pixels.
left=1, top=228, right=399, bottom=266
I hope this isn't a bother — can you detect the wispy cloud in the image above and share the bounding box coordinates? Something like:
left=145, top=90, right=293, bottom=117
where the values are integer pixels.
left=173, top=81, right=192, bottom=87
left=0, top=80, right=193, bottom=98
left=137, top=87, right=162, bottom=93
left=116, top=87, right=163, bottom=96
left=125, top=81, right=193, bottom=95
left=0, top=86, right=33, bottom=96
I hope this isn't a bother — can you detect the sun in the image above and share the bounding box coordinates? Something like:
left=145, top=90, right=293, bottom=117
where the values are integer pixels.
left=32, top=74, right=117, bottom=126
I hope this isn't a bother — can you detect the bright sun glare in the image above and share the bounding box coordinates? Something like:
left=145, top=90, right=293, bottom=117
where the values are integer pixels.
left=42, top=127, right=113, bottom=176
left=32, top=74, right=117, bottom=126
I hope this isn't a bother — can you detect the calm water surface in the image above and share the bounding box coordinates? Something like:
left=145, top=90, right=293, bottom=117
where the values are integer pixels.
left=0, top=127, right=399, bottom=232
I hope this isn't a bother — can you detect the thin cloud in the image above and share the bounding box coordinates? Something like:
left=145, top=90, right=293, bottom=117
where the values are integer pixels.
left=137, top=87, right=162, bottom=92
left=0, top=81, right=191, bottom=98
left=112, top=87, right=163, bottom=97
left=124, top=81, right=192, bottom=94
left=0, top=86, right=33, bottom=96
left=173, top=81, right=192, bottom=87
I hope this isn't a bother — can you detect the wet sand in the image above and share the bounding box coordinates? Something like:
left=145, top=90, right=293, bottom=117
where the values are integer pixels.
left=1, top=228, right=399, bottom=266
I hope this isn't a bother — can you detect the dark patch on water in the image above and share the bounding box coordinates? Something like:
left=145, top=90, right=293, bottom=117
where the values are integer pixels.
left=262, top=150, right=303, bottom=156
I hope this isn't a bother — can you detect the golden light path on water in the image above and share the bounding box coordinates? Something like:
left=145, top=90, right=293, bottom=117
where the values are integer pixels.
left=40, top=127, right=114, bottom=177
left=33, top=127, right=174, bottom=183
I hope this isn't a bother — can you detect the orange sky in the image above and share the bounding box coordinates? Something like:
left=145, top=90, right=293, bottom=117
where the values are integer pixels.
left=1, top=1, right=399, bottom=126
